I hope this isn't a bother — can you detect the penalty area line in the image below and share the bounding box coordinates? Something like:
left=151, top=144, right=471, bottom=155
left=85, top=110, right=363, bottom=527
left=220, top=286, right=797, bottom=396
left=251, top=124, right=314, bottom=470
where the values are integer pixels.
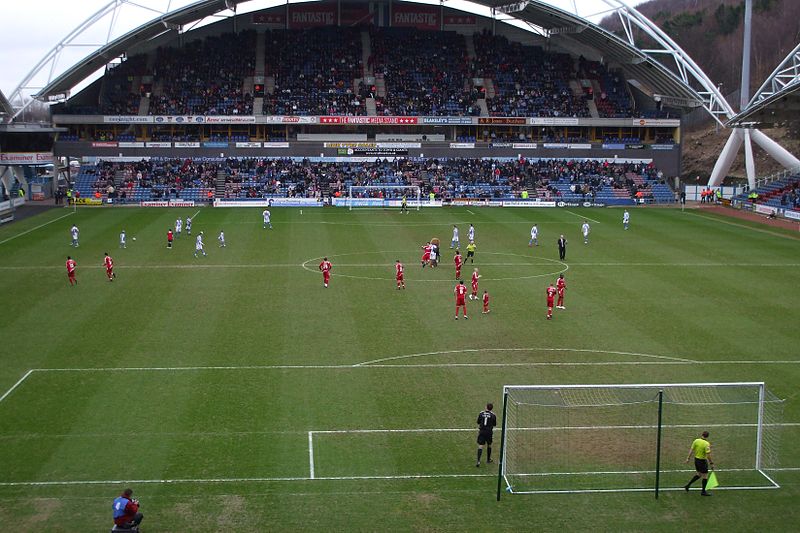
left=565, top=210, right=601, bottom=224
left=0, top=211, right=75, bottom=246
left=0, top=370, right=34, bottom=404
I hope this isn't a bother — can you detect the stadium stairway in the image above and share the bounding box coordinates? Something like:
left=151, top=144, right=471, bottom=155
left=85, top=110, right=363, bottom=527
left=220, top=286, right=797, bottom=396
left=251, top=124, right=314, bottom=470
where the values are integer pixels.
left=255, top=32, right=266, bottom=77
left=361, top=30, right=372, bottom=78
left=215, top=169, right=227, bottom=198
left=464, top=34, right=477, bottom=61
left=366, top=97, right=377, bottom=116
left=483, top=78, right=495, bottom=100
left=375, top=74, right=386, bottom=98
left=586, top=98, right=599, bottom=118
left=477, top=98, right=489, bottom=116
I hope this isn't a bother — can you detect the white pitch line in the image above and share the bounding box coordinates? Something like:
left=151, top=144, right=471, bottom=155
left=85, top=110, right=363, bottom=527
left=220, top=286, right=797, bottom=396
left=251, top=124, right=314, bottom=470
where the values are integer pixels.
left=308, top=432, right=315, bottom=480
left=565, top=209, right=601, bottom=224
left=466, top=209, right=475, bottom=215
left=0, top=370, right=34, bottom=404
left=0, top=211, right=74, bottom=246
left=686, top=211, right=800, bottom=240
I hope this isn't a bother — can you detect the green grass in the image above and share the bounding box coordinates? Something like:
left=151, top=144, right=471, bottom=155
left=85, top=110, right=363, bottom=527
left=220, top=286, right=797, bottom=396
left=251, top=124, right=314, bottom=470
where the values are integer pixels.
left=0, top=205, right=798, bottom=531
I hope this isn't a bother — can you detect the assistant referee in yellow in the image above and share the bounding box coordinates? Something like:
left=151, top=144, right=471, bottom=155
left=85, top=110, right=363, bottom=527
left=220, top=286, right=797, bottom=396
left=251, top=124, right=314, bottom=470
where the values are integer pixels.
left=684, top=430, right=714, bottom=496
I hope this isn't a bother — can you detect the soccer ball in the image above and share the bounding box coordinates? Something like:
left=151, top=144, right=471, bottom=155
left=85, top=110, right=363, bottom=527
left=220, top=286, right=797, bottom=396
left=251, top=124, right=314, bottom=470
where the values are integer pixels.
left=132, top=237, right=137, bottom=241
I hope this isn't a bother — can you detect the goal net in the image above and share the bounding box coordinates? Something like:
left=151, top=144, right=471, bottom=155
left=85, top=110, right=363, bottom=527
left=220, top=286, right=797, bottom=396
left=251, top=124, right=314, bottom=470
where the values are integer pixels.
left=497, top=382, right=783, bottom=497
left=346, top=185, right=421, bottom=210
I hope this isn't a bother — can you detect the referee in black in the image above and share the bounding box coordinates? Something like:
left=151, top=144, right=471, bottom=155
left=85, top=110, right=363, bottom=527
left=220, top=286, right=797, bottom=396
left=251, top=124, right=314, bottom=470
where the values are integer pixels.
left=476, top=403, right=497, bottom=467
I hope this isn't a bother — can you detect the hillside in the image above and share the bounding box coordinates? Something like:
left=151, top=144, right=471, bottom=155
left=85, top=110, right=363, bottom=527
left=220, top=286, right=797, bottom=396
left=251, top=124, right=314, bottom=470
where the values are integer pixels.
left=603, top=0, right=800, bottom=108
left=603, top=0, right=799, bottom=179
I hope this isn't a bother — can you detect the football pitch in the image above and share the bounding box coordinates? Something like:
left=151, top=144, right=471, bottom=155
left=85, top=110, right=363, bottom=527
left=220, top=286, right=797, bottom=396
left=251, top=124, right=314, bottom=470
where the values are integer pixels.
left=0, top=205, right=798, bottom=531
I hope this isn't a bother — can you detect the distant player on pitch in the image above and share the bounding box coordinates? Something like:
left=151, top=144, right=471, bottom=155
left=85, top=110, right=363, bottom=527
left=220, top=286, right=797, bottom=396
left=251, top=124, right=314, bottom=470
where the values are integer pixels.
left=66, top=256, right=77, bottom=286
left=395, top=260, right=405, bottom=290
left=546, top=282, right=557, bottom=320
left=454, top=280, right=468, bottom=320
left=167, top=228, right=173, bottom=249
left=529, top=223, right=539, bottom=247
left=466, top=241, right=476, bottom=264
left=420, top=242, right=431, bottom=268
left=454, top=250, right=463, bottom=280
left=70, top=224, right=80, bottom=247
left=623, top=209, right=630, bottom=230
left=263, top=208, right=272, bottom=229
left=582, top=221, right=590, bottom=244
left=482, top=290, right=490, bottom=314
left=119, top=230, right=127, bottom=249
left=185, top=216, right=192, bottom=236
left=476, top=403, right=497, bottom=467
left=175, top=217, right=182, bottom=237
left=103, top=252, right=115, bottom=281
left=451, top=225, right=459, bottom=249
left=468, top=223, right=475, bottom=242
left=319, top=257, right=332, bottom=288
left=470, top=268, right=481, bottom=300
left=556, top=273, right=566, bottom=309
left=218, top=230, right=226, bottom=248
left=193, top=232, right=206, bottom=258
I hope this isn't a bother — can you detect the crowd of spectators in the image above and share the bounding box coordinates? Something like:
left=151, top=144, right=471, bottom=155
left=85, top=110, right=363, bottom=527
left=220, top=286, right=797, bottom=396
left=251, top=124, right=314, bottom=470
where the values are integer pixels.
left=471, top=31, right=590, bottom=118
left=577, top=57, right=632, bottom=118
left=114, top=159, right=217, bottom=199
left=371, top=28, right=480, bottom=116
left=264, top=28, right=365, bottom=116
left=150, top=31, right=256, bottom=116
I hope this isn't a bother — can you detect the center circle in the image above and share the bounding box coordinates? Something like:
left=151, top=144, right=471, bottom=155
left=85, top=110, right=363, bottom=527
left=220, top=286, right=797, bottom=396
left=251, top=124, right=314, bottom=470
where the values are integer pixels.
left=301, top=251, right=568, bottom=282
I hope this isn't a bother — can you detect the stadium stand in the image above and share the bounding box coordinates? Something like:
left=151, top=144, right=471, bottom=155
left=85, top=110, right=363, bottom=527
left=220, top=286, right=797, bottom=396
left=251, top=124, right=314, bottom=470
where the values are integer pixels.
left=733, top=175, right=800, bottom=211
left=76, top=158, right=668, bottom=205
left=471, top=31, right=590, bottom=118
left=264, top=27, right=365, bottom=116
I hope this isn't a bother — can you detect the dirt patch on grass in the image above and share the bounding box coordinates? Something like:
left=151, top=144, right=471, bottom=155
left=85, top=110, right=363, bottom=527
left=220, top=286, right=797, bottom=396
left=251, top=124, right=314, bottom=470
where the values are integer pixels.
left=215, top=494, right=247, bottom=529
left=20, top=498, right=63, bottom=527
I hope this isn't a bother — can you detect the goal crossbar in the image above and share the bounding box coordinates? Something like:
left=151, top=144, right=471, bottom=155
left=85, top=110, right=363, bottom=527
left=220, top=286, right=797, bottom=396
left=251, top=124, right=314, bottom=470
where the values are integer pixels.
left=496, top=382, right=784, bottom=499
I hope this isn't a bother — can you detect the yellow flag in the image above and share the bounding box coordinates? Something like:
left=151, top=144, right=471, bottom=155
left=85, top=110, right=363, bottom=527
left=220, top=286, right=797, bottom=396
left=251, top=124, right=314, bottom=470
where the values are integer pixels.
left=706, top=471, right=719, bottom=490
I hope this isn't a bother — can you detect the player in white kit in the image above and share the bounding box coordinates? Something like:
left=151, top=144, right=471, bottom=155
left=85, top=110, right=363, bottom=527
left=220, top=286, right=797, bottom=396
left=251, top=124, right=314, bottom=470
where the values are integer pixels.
left=175, top=218, right=182, bottom=237
left=582, top=221, right=591, bottom=244
left=623, top=210, right=630, bottom=230
left=70, top=225, right=80, bottom=247
left=119, top=230, right=127, bottom=249
left=451, top=225, right=459, bottom=249
left=529, top=224, right=539, bottom=247
left=468, top=223, right=475, bottom=242
left=185, top=217, right=192, bottom=236
left=263, top=209, right=272, bottom=229
left=193, top=232, right=206, bottom=257
left=218, top=230, right=226, bottom=247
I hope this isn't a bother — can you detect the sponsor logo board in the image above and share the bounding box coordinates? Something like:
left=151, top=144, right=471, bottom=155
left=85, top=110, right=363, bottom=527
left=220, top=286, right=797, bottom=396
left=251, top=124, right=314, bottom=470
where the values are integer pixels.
left=0, top=152, right=53, bottom=165
left=174, top=142, right=201, bottom=148
left=236, top=142, right=263, bottom=148
left=145, top=142, right=172, bottom=148
left=118, top=142, right=145, bottom=148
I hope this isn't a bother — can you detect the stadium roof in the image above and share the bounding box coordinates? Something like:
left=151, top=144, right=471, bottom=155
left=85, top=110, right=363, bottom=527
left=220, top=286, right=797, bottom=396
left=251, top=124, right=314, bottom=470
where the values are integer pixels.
left=726, top=42, right=800, bottom=127
left=16, top=0, right=730, bottom=121
left=0, top=89, right=12, bottom=117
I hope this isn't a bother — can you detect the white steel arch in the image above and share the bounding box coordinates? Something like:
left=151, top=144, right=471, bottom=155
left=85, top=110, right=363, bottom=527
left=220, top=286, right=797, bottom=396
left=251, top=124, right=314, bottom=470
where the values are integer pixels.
left=747, top=42, right=800, bottom=110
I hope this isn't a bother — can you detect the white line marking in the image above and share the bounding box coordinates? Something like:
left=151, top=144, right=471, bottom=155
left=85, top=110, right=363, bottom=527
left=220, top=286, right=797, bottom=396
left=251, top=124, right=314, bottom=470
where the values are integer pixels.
left=565, top=209, right=601, bottom=224
left=189, top=208, right=201, bottom=220
left=466, top=209, right=475, bottom=215
left=0, top=211, right=74, bottom=246
left=308, top=432, right=315, bottom=480
left=686, top=212, right=800, bottom=240
left=511, top=485, right=779, bottom=494
left=355, top=347, right=695, bottom=366
left=0, top=370, right=34, bottom=404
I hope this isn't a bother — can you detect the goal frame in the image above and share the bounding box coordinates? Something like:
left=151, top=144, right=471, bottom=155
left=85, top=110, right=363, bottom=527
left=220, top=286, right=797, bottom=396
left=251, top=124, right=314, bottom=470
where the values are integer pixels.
left=496, top=382, right=780, bottom=500
left=346, top=185, right=421, bottom=210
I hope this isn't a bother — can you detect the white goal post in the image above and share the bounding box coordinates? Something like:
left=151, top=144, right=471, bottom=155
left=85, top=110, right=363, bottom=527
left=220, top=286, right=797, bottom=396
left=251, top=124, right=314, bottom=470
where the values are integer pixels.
left=346, top=185, right=421, bottom=210
left=496, top=382, right=784, bottom=499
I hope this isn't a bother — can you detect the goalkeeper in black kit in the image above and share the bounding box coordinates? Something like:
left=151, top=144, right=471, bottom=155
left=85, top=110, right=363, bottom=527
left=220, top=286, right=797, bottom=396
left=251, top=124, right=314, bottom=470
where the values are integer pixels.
left=476, top=403, right=497, bottom=467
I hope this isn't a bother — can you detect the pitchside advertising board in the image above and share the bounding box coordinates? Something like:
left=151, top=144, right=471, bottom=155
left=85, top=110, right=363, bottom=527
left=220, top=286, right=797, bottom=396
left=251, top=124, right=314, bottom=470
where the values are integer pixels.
left=139, top=200, right=196, bottom=207
left=214, top=198, right=323, bottom=208
left=333, top=198, right=442, bottom=208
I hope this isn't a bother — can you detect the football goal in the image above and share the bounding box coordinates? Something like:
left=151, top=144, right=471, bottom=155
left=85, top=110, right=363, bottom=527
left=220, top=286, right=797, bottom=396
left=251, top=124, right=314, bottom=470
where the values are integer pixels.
left=346, top=185, right=421, bottom=210
left=496, top=382, right=783, bottom=499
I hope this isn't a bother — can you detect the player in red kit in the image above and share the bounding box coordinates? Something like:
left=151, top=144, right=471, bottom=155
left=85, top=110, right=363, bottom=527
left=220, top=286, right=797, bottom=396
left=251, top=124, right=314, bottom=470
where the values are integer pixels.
left=66, top=256, right=77, bottom=286
left=319, top=257, right=332, bottom=288
left=167, top=228, right=174, bottom=249
left=103, top=252, right=115, bottom=281
left=482, top=290, right=490, bottom=314
left=454, top=280, right=468, bottom=320
left=395, top=259, right=405, bottom=290
left=470, top=268, right=481, bottom=300
left=546, top=283, right=557, bottom=319
left=421, top=242, right=431, bottom=268
left=556, top=273, right=566, bottom=309
left=454, top=250, right=463, bottom=279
